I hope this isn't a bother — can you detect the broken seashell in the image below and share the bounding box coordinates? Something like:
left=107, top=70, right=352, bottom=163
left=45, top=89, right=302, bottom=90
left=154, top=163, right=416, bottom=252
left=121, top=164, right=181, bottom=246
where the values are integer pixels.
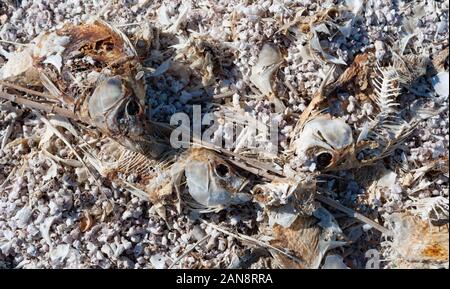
left=49, top=243, right=70, bottom=265
left=42, top=160, right=58, bottom=182
left=39, top=216, right=57, bottom=247
left=376, top=170, right=397, bottom=189
left=150, top=253, right=167, bottom=269
left=13, top=206, right=32, bottom=229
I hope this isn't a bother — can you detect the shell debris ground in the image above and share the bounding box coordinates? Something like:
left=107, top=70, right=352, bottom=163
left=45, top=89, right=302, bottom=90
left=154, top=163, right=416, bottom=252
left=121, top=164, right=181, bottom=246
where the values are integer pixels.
left=0, top=0, right=449, bottom=269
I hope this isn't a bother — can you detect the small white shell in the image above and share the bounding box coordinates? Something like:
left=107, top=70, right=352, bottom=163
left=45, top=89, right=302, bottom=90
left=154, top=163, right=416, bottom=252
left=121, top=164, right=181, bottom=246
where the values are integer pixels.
left=150, top=253, right=167, bottom=269
left=13, top=206, right=32, bottom=229
left=376, top=170, right=397, bottom=189
left=49, top=244, right=71, bottom=264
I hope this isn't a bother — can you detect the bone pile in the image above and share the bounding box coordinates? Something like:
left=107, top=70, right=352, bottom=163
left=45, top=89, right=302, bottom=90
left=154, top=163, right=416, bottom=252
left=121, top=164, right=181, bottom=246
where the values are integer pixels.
left=0, top=0, right=448, bottom=269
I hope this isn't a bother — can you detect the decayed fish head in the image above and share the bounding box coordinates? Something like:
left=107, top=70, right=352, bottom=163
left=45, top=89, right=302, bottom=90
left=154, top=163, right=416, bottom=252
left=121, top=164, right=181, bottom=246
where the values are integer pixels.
left=293, top=116, right=355, bottom=171
left=0, top=17, right=161, bottom=156
left=88, top=76, right=149, bottom=153
left=183, top=149, right=250, bottom=209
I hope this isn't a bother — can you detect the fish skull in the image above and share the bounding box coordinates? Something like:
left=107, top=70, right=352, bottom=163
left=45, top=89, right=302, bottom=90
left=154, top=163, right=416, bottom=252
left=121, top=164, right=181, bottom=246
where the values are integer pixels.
left=88, top=76, right=149, bottom=153
left=183, top=149, right=250, bottom=209
left=293, top=116, right=354, bottom=170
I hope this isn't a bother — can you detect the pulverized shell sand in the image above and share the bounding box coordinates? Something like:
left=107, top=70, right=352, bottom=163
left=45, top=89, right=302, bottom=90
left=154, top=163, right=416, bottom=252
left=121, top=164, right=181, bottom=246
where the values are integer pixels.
left=0, top=0, right=448, bottom=269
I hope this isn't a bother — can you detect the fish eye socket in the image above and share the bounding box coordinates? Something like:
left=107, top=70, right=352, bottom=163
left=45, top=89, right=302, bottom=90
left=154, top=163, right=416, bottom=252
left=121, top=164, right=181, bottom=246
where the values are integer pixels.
left=126, top=100, right=140, bottom=115
left=215, top=163, right=230, bottom=178
left=316, top=152, right=333, bottom=170
left=116, top=107, right=125, bottom=122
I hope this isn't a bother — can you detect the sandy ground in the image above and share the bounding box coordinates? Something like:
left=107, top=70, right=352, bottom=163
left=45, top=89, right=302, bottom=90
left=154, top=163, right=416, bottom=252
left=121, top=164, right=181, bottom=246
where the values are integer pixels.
left=0, top=0, right=448, bottom=269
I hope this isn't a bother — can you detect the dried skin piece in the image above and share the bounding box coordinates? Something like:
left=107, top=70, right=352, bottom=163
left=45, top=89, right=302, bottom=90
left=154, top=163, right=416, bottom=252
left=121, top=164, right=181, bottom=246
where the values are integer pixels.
left=270, top=217, right=321, bottom=268
left=432, top=46, right=449, bottom=73
left=173, top=33, right=235, bottom=86
left=392, top=52, right=429, bottom=85
left=267, top=216, right=333, bottom=269
left=133, top=22, right=154, bottom=60
left=388, top=213, right=449, bottom=267
left=0, top=18, right=166, bottom=158
left=329, top=52, right=375, bottom=101
left=79, top=211, right=94, bottom=232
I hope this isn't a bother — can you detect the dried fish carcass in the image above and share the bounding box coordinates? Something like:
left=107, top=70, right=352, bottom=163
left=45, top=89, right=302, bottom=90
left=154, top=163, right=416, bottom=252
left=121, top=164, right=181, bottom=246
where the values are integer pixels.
left=84, top=143, right=179, bottom=221
left=291, top=115, right=355, bottom=171
left=178, top=148, right=251, bottom=212
left=0, top=18, right=166, bottom=158
left=257, top=199, right=345, bottom=268
left=252, top=177, right=346, bottom=268
left=94, top=147, right=250, bottom=214
left=290, top=62, right=416, bottom=171
left=293, top=6, right=357, bottom=66
left=385, top=213, right=449, bottom=268
left=172, top=32, right=235, bottom=87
